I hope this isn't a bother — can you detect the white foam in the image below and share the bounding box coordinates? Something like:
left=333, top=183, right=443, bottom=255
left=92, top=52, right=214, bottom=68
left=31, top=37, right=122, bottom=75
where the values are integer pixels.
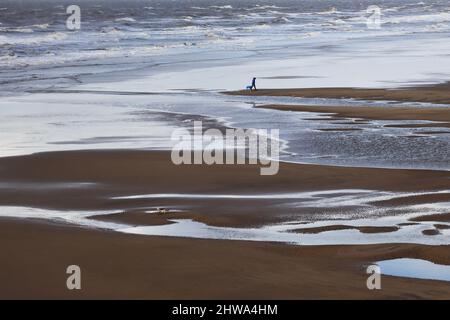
left=210, top=5, right=233, bottom=10
left=0, top=32, right=67, bottom=46
left=115, top=17, right=136, bottom=23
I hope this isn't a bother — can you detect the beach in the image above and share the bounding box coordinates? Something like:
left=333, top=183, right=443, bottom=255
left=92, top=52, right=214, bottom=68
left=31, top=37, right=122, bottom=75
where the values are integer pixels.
left=229, top=83, right=450, bottom=105
left=1, top=219, right=449, bottom=299
left=1, top=149, right=450, bottom=228
left=0, top=145, right=449, bottom=298
left=1, top=0, right=450, bottom=300
left=1, top=84, right=450, bottom=300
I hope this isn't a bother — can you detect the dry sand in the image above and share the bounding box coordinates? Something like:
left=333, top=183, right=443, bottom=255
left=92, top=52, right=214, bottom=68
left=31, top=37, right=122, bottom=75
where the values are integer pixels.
left=1, top=218, right=449, bottom=299
left=228, top=83, right=450, bottom=104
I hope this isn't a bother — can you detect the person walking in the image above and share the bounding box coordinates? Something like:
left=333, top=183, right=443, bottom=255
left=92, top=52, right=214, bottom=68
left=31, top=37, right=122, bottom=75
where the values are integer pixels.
left=251, top=77, right=257, bottom=91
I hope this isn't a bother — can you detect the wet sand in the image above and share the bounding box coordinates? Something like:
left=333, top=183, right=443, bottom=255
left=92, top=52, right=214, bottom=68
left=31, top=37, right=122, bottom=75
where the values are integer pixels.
left=422, top=229, right=441, bottom=236
left=228, top=83, right=450, bottom=104
left=370, top=193, right=450, bottom=207
left=411, top=213, right=450, bottom=223
left=292, top=225, right=400, bottom=234
left=228, top=85, right=450, bottom=128
left=2, top=83, right=450, bottom=298
left=255, top=104, right=449, bottom=125
left=417, top=131, right=450, bottom=135
left=0, top=148, right=449, bottom=298
left=1, top=150, right=450, bottom=228
left=317, top=128, right=363, bottom=132
left=385, top=123, right=450, bottom=129
left=1, top=218, right=449, bottom=299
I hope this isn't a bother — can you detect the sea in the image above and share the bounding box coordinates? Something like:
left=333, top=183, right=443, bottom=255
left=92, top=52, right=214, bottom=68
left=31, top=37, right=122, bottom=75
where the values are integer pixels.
left=0, top=0, right=449, bottom=168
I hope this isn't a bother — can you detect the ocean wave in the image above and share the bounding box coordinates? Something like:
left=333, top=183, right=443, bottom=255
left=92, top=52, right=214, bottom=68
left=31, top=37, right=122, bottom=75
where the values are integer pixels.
left=270, top=16, right=292, bottom=24
left=0, top=27, right=34, bottom=33
left=205, top=31, right=221, bottom=39
left=422, top=22, right=450, bottom=32
left=282, top=31, right=322, bottom=41
left=1, top=0, right=448, bottom=76
left=100, top=26, right=124, bottom=35
left=383, top=6, right=402, bottom=13
left=0, top=44, right=171, bottom=69
left=210, top=5, right=233, bottom=10
left=32, top=23, right=50, bottom=30
left=115, top=17, right=136, bottom=23
left=98, top=27, right=150, bottom=40
left=254, top=5, right=283, bottom=10
left=235, top=11, right=285, bottom=22
left=156, top=25, right=205, bottom=35
left=252, top=9, right=285, bottom=17
left=303, top=31, right=321, bottom=38
left=317, top=7, right=339, bottom=15
left=385, top=12, right=450, bottom=25
left=237, top=24, right=272, bottom=32
left=0, top=23, right=50, bottom=33
left=0, top=32, right=67, bottom=46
